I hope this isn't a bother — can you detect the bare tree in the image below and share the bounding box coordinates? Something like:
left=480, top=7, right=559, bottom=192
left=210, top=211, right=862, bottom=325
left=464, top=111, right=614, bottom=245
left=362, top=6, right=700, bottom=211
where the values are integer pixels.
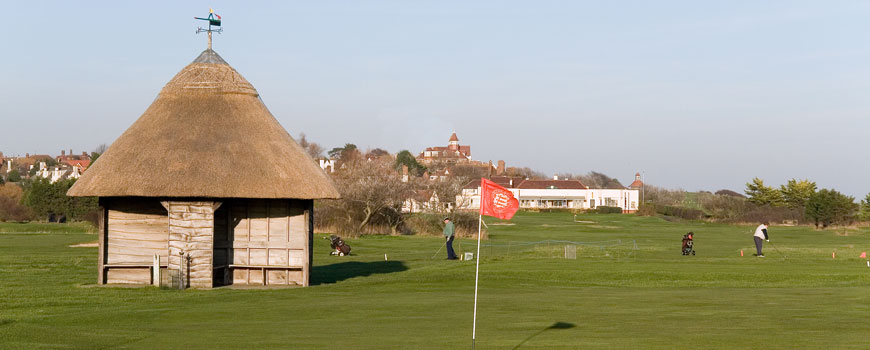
left=297, top=133, right=325, bottom=160
left=332, top=158, right=412, bottom=232
left=365, top=148, right=391, bottom=160
left=503, top=166, right=546, bottom=179
left=427, top=175, right=473, bottom=216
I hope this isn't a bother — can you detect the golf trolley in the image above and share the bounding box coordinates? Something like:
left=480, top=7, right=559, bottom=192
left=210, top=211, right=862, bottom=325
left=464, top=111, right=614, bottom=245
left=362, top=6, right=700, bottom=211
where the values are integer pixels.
left=681, top=232, right=696, bottom=256
left=326, top=235, right=351, bottom=256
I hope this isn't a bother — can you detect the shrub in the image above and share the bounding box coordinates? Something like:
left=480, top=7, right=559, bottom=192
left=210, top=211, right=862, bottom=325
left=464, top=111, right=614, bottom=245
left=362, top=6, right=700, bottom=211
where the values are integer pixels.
left=403, top=212, right=484, bottom=238
left=0, top=184, right=33, bottom=222
left=636, top=203, right=656, bottom=216
left=593, top=206, right=623, bottom=214
left=654, top=204, right=705, bottom=220
left=21, top=178, right=97, bottom=222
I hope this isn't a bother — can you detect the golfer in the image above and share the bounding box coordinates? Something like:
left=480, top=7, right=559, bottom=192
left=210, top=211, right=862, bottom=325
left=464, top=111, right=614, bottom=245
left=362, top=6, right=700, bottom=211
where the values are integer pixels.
left=443, top=217, right=458, bottom=260
left=753, top=222, right=770, bottom=257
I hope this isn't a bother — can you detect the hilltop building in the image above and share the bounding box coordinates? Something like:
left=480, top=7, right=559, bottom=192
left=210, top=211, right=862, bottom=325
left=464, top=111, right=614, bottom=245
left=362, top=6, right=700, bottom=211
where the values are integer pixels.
left=417, top=132, right=472, bottom=164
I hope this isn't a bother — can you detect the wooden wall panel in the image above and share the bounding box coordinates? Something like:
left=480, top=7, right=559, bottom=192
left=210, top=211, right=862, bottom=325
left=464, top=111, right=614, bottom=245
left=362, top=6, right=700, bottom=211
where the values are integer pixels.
left=249, top=248, right=267, bottom=265
left=106, top=200, right=168, bottom=267
left=269, top=249, right=288, bottom=266
left=268, top=270, right=287, bottom=285
left=269, top=200, right=289, bottom=242
left=229, top=199, right=310, bottom=286
left=233, top=269, right=248, bottom=284
left=248, top=199, right=268, bottom=242
left=231, top=203, right=249, bottom=241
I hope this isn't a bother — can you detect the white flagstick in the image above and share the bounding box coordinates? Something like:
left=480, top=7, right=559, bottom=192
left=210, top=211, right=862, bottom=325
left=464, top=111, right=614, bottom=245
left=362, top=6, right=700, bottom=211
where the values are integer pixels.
left=472, top=213, right=482, bottom=349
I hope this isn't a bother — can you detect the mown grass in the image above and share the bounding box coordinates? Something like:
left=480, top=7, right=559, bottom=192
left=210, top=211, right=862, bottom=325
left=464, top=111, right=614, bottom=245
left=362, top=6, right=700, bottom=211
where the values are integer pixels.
left=1, top=213, right=869, bottom=349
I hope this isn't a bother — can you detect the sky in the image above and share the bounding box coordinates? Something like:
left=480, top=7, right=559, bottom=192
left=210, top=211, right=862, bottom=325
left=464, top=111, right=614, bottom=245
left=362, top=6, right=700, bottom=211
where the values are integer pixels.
left=2, top=1, right=870, bottom=197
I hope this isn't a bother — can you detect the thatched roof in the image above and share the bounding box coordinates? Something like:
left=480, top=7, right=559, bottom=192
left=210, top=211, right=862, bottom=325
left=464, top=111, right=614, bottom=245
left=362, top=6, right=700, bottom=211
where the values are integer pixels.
left=68, top=49, right=339, bottom=199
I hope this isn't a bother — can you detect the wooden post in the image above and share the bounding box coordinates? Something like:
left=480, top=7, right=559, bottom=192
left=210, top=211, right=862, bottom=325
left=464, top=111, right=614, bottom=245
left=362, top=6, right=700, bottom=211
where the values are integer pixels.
left=304, top=199, right=313, bottom=287
left=97, top=201, right=107, bottom=284
left=153, top=254, right=161, bottom=286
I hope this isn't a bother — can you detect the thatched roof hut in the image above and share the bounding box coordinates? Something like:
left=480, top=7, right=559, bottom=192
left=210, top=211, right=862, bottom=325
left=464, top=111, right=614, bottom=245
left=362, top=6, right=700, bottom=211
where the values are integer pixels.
left=69, top=49, right=338, bottom=199
left=69, top=48, right=339, bottom=288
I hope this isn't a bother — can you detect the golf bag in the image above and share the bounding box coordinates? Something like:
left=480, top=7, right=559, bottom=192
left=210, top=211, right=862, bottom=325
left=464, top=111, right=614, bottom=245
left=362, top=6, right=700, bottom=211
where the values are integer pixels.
left=681, top=232, right=695, bottom=256
left=328, top=235, right=351, bottom=256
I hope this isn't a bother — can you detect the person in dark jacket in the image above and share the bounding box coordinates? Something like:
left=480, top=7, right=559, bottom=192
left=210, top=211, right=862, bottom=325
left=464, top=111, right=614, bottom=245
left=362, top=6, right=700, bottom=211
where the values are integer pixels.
left=443, top=217, right=458, bottom=260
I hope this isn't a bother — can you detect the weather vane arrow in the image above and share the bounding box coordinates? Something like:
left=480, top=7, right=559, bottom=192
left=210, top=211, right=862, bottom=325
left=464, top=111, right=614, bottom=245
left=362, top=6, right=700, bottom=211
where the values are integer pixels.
left=195, top=8, right=222, bottom=50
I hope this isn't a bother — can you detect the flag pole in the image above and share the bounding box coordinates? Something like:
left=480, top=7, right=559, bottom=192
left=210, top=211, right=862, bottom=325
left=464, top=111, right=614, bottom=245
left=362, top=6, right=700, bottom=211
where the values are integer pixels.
left=472, top=212, right=482, bottom=349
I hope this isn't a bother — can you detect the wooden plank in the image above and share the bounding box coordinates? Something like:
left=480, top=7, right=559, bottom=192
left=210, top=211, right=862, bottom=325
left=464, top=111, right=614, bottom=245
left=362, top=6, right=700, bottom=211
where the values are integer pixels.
left=106, top=268, right=150, bottom=284
left=98, top=203, right=106, bottom=284
left=229, top=240, right=309, bottom=249
left=304, top=199, right=313, bottom=287
left=107, top=239, right=169, bottom=249
left=266, top=200, right=271, bottom=242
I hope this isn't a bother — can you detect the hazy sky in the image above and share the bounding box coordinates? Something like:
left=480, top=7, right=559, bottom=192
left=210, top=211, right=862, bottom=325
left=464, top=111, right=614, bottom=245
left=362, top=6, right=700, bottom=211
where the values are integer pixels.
left=3, top=1, right=870, bottom=197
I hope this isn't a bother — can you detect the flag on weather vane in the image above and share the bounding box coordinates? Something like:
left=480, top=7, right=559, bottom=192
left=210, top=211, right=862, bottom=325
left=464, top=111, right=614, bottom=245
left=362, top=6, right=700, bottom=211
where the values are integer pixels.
left=479, top=178, right=519, bottom=220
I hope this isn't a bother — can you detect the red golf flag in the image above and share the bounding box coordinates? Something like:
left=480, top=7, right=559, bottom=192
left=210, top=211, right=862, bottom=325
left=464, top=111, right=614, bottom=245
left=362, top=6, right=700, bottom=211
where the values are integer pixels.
left=480, top=178, right=519, bottom=220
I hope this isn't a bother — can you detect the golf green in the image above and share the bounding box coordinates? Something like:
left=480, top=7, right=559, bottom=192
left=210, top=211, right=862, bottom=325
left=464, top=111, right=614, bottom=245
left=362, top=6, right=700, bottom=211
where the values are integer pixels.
left=1, top=213, right=868, bottom=349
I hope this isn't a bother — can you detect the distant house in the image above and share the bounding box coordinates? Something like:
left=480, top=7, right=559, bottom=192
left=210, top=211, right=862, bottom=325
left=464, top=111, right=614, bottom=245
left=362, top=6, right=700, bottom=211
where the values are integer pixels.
left=33, top=161, right=83, bottom=183
left=459, top=175, right=641, bottom=213
left=628, top=172, right=644, bottom=190
left=417, top=132, right=472, bottom=164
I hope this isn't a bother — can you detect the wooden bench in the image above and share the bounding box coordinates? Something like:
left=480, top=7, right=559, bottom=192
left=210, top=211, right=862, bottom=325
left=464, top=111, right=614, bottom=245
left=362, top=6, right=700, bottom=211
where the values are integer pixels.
left=228, top=264, right=303, bottom=286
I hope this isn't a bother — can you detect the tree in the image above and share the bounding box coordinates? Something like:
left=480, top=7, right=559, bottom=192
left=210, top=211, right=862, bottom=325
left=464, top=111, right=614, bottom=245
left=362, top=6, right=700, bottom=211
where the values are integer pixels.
left=858, top=193, right=870, bottom=221
left=428, top=175, right=472, bottom=216
left=575, top=171, right=624, bottom=189
left=745, top=177, right=783, bottom=206
left=328, top=143, right=361, bottom=164
left=779, top=179, right=816, bottom=209
left=22, top=178, right=98, bottom=222
left=297, top=133, right=325, bottom=160
left=331, top=158, right=412, bottom=232
left=805, top=189, right=857, bottom=228
left=90, top=143, right=108, bottom=164
left=7, top=169, right=21, bottom=182
left=0, top=183, right=32, bottom=222
left=503, top=166, right=546, bottom=179
left=365, top=148, right=390, bottom=160
left=394, top=150, right=426, bottom=176
left=715, top=189, right=745, bottom=198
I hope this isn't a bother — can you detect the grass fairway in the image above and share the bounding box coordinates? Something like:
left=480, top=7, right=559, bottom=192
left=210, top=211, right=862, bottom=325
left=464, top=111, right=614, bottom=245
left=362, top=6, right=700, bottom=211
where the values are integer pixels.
left=1, top=213, right=869, bottom=349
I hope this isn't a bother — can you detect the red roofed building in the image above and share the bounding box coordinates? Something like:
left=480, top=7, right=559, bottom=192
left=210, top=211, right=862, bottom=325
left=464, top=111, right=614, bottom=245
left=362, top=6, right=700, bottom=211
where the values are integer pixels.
left=417, top=132, right=472, bottom=164
left=516, top=179, right=588, bottom=190
left=628, top=172, right=644, bottom=189
left=62, top=159, right=91, bottom=170
left=459, top=175, right=640, bottom=213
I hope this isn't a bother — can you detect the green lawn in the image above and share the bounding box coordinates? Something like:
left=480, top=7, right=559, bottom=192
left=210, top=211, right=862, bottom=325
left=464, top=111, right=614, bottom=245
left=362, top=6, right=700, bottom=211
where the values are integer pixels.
left=1, top=212, right=869, bottom=349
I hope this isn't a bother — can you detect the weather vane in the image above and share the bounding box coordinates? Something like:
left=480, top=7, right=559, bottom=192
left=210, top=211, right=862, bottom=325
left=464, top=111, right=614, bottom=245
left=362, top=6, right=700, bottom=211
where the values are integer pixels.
left=195, top=8, right=222, bottom=50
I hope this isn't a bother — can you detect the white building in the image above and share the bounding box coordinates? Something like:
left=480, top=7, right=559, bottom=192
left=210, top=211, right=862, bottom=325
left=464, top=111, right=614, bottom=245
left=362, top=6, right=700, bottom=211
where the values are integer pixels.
left=459, top=176, right=640, bottom=213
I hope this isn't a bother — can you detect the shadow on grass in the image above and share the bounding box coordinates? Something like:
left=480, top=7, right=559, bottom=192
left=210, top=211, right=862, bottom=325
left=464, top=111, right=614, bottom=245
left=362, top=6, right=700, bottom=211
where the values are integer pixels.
left=311, top=260, right=408, bottom=285
left=512, top=321, right=576, bottom=349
